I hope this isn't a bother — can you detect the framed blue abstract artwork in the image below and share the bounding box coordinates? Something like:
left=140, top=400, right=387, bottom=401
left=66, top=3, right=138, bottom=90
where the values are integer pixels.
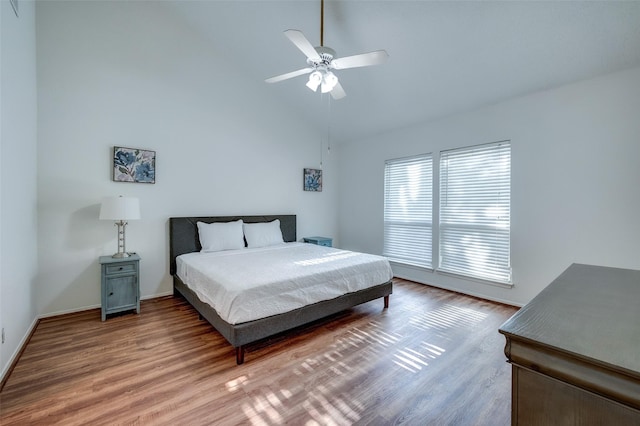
left=303, top=168, right=322, bottom=192
left=113, top=146, right=156, bottom=184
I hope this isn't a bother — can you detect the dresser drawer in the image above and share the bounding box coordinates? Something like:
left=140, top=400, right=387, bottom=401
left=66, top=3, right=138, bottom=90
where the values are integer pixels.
left=105, top=262, right=137, bottom=275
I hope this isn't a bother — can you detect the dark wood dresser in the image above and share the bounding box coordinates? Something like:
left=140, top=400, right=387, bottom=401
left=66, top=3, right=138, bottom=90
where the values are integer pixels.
left=499, top=263, right=640, bottom=425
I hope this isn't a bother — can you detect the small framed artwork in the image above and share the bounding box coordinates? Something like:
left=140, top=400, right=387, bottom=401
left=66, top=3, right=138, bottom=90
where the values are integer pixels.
left=113, top=146, right=156, bottom=184
left=303, top=168, right=322, bottom=192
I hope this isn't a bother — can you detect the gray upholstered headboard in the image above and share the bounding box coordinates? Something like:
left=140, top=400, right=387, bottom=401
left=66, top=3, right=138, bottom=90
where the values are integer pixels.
left=169, top=215, right=296, bottom=275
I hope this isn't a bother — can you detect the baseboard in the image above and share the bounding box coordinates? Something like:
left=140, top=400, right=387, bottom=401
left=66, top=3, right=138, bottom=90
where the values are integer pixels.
left=143, top=291, right=173, bottom=300
left=38, top=291, right=175, bottom=319
left=39, top=303, right=102, bottom=319
left=393, top=273, right=523, bottom=308
left=0, top=316, right=39, bottom=392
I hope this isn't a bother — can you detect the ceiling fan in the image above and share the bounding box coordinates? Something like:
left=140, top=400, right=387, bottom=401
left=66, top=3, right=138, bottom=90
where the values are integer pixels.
left=265, top=0, right=388, bottom=100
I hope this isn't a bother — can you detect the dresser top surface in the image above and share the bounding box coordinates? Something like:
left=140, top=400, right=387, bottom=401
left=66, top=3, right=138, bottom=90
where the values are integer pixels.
left=499, top=263, right=640, bottom=376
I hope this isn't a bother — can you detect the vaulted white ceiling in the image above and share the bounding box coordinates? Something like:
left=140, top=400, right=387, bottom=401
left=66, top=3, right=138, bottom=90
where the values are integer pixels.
left=167, top=0, right=640, bottom=143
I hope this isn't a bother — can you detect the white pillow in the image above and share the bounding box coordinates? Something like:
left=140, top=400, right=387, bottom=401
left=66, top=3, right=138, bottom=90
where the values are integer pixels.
left=243, top=219, right=285, bottom=248
left=197, top=220, right=245, bottom=252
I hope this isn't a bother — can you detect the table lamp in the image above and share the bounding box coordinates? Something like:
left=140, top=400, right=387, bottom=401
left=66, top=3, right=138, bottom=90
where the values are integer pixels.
left=99, top=196, right=140, bottom=258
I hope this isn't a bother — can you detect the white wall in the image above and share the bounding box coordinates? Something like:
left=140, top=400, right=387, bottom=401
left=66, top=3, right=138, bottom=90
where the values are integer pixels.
left=1, top=0, right=39, bottom=379
left=36, top=1, right=338, bottom=316
left=337, top=66, right=640, bottom=306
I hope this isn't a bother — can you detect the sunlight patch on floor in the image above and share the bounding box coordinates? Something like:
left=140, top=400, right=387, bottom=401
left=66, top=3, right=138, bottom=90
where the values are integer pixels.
left=241, top=388, right=294, bottom=425
left=329, top=361, right=352, bottom=376
left=242, top=402, right=271, bottom=426
left=422, top=341, right=446, bottom=358
left=241, top=379, right=363, bottom=425
left=409, top=304, right=488, bottom=331
left=392, top=346, right=430, bottom=373
left=227, top=301, right=483, bottom=423
left=225, top=375, right=249, bottom=392
left=346, top=322, right=401, bottom=348
left=302, top=385, right=361, bottom=426
left=233, top=319, right=409, bottom=424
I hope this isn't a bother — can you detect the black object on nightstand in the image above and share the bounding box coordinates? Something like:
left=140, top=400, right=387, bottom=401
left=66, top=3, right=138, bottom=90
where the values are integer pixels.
left=99, top=254, right=140, bottom=321
left=303, top=236, right=332, bottom=247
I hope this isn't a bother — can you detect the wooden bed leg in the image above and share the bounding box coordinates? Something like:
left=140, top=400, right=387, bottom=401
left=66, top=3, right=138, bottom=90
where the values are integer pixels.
left=384, top=295, right=390, bottom=309
left=236, top=347, right=245, bottom=365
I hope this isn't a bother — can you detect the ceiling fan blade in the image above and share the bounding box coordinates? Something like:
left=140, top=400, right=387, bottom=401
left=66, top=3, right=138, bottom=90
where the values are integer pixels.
left=265, top=67, right=314, bottom=84
left=332, top=50, right=389, bottom=70
left=330, top=81, right=346, bottom=100
left=284, top=29, right=321, bottom=61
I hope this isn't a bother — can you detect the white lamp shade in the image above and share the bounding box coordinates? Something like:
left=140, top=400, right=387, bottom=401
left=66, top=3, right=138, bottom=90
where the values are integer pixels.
left=99, top=196, right=140, bottom=220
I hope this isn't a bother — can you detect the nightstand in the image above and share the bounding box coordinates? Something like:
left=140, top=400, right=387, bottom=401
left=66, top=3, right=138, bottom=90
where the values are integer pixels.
left=99, top=254, right=140, bottom=321
left=303, top=236, right=332, bottom=247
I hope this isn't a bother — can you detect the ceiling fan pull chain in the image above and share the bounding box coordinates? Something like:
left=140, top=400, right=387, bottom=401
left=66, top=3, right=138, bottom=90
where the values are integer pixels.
left=319, top=93, right=331, bottom=168
left=327, top=94, right=332, bottom=154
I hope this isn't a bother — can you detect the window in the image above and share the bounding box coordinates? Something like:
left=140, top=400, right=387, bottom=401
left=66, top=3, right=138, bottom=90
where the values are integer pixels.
left=439, top=141, right=511, bottom=283
left=383, top=154, right=433, bottom=268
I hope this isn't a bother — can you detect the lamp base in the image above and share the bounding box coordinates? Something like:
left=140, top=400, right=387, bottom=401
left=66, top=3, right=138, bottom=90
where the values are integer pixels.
left=112, top=220, right=130, bottom=259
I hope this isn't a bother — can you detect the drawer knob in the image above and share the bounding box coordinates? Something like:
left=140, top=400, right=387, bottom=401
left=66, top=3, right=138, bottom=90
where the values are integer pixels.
left=109, top=292, right=113, bottom=296
left=119, top=267, right=123, bottom=270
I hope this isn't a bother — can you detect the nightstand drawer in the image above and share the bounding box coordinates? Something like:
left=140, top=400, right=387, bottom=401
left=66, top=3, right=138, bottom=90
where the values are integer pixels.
left=105, top=263, right=137, bottom=275
left=303, top=236, right=332, bottom=247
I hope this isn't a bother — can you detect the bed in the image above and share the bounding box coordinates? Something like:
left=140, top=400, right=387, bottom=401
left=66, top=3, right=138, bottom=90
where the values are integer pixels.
left=169, top=215, right=393, bottom=364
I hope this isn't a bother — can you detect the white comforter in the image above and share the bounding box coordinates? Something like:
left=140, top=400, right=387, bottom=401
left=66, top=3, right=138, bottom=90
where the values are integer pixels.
left=176, top=242, right=393, bottom=324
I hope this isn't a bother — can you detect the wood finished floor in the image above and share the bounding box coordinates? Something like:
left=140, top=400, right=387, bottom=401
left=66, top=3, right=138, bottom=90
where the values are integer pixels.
left=0, top=279, right=517, bottom=425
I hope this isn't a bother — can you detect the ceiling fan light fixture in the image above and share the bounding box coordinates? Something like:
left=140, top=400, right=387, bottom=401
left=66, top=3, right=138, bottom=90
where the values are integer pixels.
left=306, top=71, right=322, bottom=92
left=321, top=71, right=338, bottom=93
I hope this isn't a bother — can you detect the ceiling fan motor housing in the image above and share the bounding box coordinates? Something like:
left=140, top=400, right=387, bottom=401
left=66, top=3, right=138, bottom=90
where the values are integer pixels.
left=308, top=46, right=336, bottom=68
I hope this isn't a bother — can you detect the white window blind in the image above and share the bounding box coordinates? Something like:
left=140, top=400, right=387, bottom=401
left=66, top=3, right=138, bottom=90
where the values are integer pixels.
left=384, top=154, right=433, bottom=268
left=439, top=141, right=511, bottom=283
